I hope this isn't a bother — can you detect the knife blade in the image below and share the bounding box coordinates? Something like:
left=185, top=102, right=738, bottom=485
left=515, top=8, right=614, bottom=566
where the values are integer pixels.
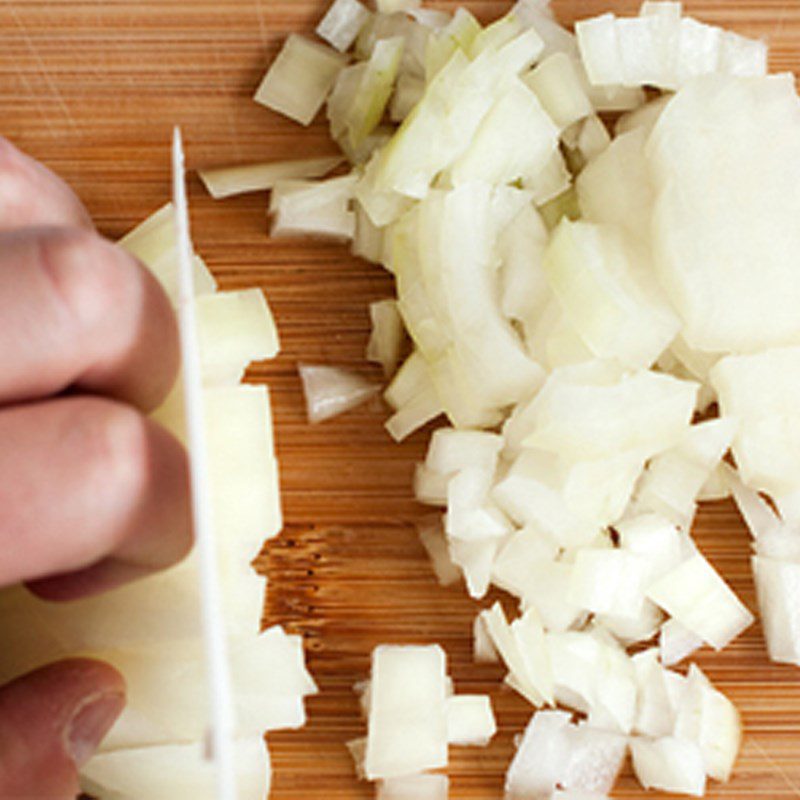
left=172, top=126, right=237, bottom=799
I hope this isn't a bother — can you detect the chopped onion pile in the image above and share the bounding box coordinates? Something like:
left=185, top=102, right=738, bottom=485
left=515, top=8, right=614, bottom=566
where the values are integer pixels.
left=201, top=0, right=799, bottom=795
left=351, top=644, right=495, bottom=795
left=0, top=203, right=315, bottom=797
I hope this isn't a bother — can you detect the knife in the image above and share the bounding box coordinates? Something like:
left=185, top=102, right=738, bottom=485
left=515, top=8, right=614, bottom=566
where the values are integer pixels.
left=172, top=126, right=237, bottom=799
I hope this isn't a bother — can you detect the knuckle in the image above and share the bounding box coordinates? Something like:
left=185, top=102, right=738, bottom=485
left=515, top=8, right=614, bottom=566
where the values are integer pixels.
left=77, top=398, right=151, bottom=512
left=39, top=228, right=147, bottom=334
left=0, top=139, right=90, bottom=229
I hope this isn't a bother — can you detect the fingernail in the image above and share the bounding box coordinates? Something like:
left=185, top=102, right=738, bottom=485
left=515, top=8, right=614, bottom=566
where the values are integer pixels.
left=65, top=691, right=125, bottom=767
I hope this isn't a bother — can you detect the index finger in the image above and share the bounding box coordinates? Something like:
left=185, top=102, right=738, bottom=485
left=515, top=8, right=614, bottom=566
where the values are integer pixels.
left=0, top=137, right=93, bottom=231
left=0, top=226, right=179, bottom=412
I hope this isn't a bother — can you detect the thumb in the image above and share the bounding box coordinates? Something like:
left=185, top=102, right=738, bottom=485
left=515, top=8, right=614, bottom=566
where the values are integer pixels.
left=0, top=659, right=125, bottom=799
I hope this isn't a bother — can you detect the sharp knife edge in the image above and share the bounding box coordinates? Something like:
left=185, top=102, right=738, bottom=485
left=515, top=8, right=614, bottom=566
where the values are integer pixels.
left=172, top=126, right=237, bottom=799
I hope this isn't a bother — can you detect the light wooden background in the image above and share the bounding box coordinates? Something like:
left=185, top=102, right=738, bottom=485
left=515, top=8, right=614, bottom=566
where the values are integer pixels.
left=1, top=1, right=799, bottom=797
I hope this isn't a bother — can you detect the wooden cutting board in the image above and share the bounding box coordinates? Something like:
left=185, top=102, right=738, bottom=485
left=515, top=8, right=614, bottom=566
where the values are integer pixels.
left=1, top=1, right=799, bottom=797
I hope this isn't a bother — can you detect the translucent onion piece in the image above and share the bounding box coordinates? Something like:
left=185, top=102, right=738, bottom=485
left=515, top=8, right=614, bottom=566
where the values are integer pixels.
left=196, top=289, right=279, bottom=385
left=316, top=0, right=372, bottom=52
left=417, top=515, right=461, bottom=587
left=199, top=156, right=343, bottom=200
left=204, top=385, right=283, bottom=545
left=425, top=7, right=481, bottom=80
left=346, top=737, right=367, bottom=780
left=473, top=613, right=500, bottom=663
left=376, top=0, right=421, bottom=12
left=344, top=36, right=405, bottom=149
left=450, top=78, right=559, bottom=187
left=299, top=364, right=379, bottom=423
left=271, top=174, right=357, bottom=241
left=254, top=34, right=348, bottom=125
left=524, top=52, right=592, bottom=130
left=576, top=14, right=624, bottom=85
left=674, top=664, right=742, bottom=782
left=374, top=28, right=544, bottom=198
left=544, top=220, right=680, bottom=369
left=366, top=298, right=405, bottom=377
left=390, top=73, right=425, bottom=122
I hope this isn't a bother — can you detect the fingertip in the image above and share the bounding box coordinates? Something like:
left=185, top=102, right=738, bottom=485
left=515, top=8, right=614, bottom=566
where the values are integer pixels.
left=0, top=659, right=126, bottom=796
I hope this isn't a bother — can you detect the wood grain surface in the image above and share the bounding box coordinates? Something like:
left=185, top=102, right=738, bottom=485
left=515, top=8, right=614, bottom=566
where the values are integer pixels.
left=1, top=1, right=799, bottom=797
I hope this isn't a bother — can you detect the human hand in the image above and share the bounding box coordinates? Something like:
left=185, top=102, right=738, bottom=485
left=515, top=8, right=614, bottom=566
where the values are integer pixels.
left=0, top=138, right=192, bottom=797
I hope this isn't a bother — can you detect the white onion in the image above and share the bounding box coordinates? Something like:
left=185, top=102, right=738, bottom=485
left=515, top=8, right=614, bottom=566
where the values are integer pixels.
left=343, top=37, right=405, bottom=149
left=190, top=1, right=800, bottom=795
left=271, top=174, right=357, bottom=241
left=446, top=694, right=497, bottom=745
left=674, top=664, right=742, bottom=782
left=390, top=73, right=425, bottom=121
left=299, top=364, right=379, bottom=423
left=416, top=515, right=461, bottom=587
left=491, top=526, right=559, bottom=599
left=544, top=220, right=680, bottom=369
left=506, top=711, right=626, bottom=799
left=198, top=156, right=343, bottom=200
left=647, top=553, right=754, bottom=650
left=196, top=289, right=279, bottom=385
left=568, top=548, right=650, bottom=619
left=712, top=347, right=800, bottom=496
left=524, top=52, right=592, bottom=130
left=631, top=648, right=681, bottom=738
left=630, top=736, right=706, bottom=797
left=365, top=645, right=449, bottom=780
left=479, top=602, right=549, bottom=707
left=649, top=74, right=800, bottom=353
left=317, top=0, right=372, bottom=52
left=376, top=774, right=448, bottom=800
left=659, top=617, right=703, bottom=667
left=81, top=738, right=270, bottom=799
left=366, top=298, right=405, bottom=377
left=473, top=613, right=500, bottom=663
left=254, top=34, right=347, bottom=125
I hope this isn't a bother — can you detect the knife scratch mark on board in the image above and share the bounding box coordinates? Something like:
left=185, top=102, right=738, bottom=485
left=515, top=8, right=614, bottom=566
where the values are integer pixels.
left=254, top=0, right=269, bottom=45
left=750, top=737, right=800, bottom=797
left=211, top=41, right=244, bottom=163
left=771, top=4, right=789, bottom=46
left=2, top=0, right=78, bottom=135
